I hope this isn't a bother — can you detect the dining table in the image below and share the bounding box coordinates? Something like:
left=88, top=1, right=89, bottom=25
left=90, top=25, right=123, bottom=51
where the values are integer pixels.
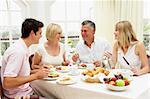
left=30, top=69, right=150, bottom=99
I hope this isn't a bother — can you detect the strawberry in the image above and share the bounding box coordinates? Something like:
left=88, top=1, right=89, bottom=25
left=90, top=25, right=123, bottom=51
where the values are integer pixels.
left=111, top=77, right=117, bottom=81
left=124, top=80, right=129, bottom=86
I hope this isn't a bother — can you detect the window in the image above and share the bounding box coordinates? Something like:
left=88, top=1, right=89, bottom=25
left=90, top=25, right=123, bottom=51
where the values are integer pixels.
left=0, top=0, right=22, bottom=56
left=143, top=0, right=150, bottom=50
left=50, top=0, right=94, bottom=56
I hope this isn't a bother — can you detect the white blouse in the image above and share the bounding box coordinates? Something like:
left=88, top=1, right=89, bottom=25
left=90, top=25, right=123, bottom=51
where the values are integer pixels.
left=117, top=43, right=141, bottom=69
left=37, top=43, right=65, bottom=66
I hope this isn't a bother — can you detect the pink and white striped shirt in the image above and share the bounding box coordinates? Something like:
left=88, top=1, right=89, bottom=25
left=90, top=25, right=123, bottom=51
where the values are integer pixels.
left=1, top=38, right=33, bottom=98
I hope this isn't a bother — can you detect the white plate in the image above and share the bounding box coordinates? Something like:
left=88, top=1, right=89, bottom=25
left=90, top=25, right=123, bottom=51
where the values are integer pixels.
left=68, top=71, right=80, bottom=76
left=56, top=69, right=70, bottom=73
left=56, top=79, right=76, bottom=85
left=78, top=66, right=87, bottom=69
left=106, top=84, right=129, bottom=91
left=43, top=77, right=59, bottom=81
left=81, top=75, right=100, bottom=83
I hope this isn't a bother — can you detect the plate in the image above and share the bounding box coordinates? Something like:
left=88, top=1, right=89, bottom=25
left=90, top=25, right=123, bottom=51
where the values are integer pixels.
left=81, top=75, right=100, bottom=83
left=56, top=77, right=76, bottom=85
left=56, top=69, right=70, bottom=73
left=78, top=66, right=86, bottom=69
left=43, top=77, right=59, bottom=81
left=106, top=84, right=129, bottom=91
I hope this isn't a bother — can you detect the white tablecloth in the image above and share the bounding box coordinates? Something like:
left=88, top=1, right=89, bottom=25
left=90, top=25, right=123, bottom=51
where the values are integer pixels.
left=31, top=73, right=150, bottom=99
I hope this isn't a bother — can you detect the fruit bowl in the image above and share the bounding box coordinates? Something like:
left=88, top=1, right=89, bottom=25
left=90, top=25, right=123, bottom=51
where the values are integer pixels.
left=106, top=84, right=129, bottom=91
left=103, top=74, right=131, bottom=91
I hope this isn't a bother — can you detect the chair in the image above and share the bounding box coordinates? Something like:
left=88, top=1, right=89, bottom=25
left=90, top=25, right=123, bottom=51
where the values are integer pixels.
left=0, top=67, right=4, bottom=98
left=147, top=55, right=150, bottom=72
left=29, top=54, right=34, bottom=70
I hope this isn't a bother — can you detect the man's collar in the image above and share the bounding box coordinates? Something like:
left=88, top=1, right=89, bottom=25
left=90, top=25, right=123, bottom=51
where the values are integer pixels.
left=19, top=38, right=29, bottom=51
left=84, top=38, right=95, bottom=47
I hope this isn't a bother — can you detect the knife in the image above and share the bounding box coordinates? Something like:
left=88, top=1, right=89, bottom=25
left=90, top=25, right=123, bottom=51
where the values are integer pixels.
left=122, top=56, right=130, bottom=66
left=123, top=57, right=136, bottom=76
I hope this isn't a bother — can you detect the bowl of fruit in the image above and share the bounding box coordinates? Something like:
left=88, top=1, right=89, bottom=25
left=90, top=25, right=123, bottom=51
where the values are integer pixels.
left=103, top=74, right=131, bottom=91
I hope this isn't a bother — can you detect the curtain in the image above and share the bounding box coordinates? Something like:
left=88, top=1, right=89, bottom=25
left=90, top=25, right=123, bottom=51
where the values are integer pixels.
left=94, top=0, right=143, bottom=45
left=94, top=0, right=115, bottom=45
left=114, top=0, right=143, bottom=40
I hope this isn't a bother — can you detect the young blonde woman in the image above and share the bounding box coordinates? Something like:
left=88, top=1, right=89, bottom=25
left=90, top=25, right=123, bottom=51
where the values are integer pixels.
left=112, top=21, right=149, bottom=75
left=32, top=23, right=69, bottom=69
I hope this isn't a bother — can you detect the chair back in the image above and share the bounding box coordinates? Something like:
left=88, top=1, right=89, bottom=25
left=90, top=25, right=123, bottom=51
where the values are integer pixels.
left=147, top=55, right=150, bottom=72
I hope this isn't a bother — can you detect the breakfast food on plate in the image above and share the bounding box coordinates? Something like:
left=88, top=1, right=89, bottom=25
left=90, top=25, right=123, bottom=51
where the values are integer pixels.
left=103, top=74, right=130, bottom=86
left=84, top=77, right=100, bottom=83
left=82, top=67, right=110, bottom=83
left=56, top=66, right=68, bottom=71
left=48, top=64, right=54, bottom=68
left=60, top=76, right=71, bottom=81
left=48, top=71, right=59, bottom=78
left=80, top=63, right=87, bottom=67
left=82, top=67, right=110, bottom=77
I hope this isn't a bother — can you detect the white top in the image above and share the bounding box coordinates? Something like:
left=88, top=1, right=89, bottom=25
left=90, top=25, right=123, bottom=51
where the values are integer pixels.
left=76, top=37, right=111, bottom=63
left=37, top=42, right=65, bottom=66
left=117, top=43, right=141, bottom=69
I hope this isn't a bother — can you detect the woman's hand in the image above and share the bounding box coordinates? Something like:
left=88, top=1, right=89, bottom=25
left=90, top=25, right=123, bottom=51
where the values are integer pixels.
left=42, top=64, right=54, bottom=69
left=131, top=66, right=140, bottom=76
left=32, top=64, right=41, bottom=70
left=62, top=60, right=70, bottom=66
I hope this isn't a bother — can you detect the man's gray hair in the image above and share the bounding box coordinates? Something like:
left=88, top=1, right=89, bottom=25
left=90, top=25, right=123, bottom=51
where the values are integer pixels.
left=81, top=20, right=95, bottom=30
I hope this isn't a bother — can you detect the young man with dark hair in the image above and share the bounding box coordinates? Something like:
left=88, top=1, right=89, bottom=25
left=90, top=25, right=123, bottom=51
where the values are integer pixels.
left=1, top=18, right=49, bottom=98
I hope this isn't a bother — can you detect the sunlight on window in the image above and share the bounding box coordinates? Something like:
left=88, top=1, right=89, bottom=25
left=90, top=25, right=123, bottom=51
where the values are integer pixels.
left=0, top=0, right=22, bottom=56
left=143, top=0, right=150, bottom=51
left=50, top=0, right=93, bottom=35
left=143, top=0, right=150, bottom=19
left=51, top=1, right=66, bottom=20
left=66, top=1, right=80, bottom=21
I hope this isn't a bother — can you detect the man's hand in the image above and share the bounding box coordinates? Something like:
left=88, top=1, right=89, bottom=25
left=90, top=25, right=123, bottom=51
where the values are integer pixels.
left=93, top=61, right=101, bottom=67
left=34, top=68, right=49, bottom=79
left=72, top=54, right=79, bottom=62
left=103, top=51, right=112, bottom=59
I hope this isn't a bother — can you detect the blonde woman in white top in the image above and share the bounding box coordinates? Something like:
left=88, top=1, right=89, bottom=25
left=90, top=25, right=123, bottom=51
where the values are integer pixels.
left=112, top=21, right=149, bottom=75
left=32, top=23, right=69, bottom=69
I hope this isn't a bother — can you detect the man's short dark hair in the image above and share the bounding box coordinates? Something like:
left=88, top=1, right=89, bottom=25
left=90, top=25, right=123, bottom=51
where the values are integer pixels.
left=21, top=18, right=44, bottom=38
left=81, top=20, right=96, bottom=30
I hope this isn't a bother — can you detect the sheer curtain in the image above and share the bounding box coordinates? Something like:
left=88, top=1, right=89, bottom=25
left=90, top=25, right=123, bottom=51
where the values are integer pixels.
left=94, top=0, right=143, bottom=45
left=93, top=0, right=115, bottom=45
left=114, top=0, right=143, bottom=40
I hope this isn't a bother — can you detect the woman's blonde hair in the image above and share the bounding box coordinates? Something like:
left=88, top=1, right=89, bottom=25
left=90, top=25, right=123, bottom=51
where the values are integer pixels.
left=115, top=21, right=138, bottom=47
left=46, top=23, right=62, bottom=40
